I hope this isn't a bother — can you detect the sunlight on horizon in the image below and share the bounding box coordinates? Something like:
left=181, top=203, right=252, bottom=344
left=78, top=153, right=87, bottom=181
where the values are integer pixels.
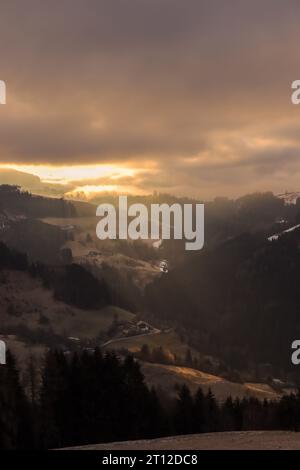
left=0, top=164, right=136, bottom=184
left=0, top=163, right=153, bottom=198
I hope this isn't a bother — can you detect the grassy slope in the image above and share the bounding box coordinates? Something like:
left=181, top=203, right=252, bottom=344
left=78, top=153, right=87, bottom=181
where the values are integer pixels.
left=103, top=330, right=201, bottom=360
left=104, top=331, right=279, bottom=401
left=0, top=270, right=135, bottom=339
left=141, top=362, right=280, bottom=401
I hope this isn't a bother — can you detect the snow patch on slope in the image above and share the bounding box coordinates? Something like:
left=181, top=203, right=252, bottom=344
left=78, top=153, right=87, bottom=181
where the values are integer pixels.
left=268, top=224, right=300, bottom=241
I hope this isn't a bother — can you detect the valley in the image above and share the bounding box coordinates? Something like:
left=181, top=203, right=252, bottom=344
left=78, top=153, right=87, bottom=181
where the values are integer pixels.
left=0, top=187, right=300, bottom=414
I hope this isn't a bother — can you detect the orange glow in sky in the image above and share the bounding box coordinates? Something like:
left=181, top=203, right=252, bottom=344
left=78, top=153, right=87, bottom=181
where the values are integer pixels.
left=0, top=164, right=135, bottom=184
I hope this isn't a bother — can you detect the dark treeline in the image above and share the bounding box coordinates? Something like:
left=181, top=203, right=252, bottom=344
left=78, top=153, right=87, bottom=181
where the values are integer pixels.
left=1, top=349, right=300, bottom=449
left=0, top=185, right=76, bottom=218
left=0, top=240, right=138, bottom=313
left=0, top=238, right=141, bottom=314
left=0, top=242, right=28, bottom=271
left=0, top=186, right=90, bottom=263
left=30, top=261, right=136, bottom=313
left=30, top=262, right=111, bottom=310
left=0, top=241, right=111, bottom=310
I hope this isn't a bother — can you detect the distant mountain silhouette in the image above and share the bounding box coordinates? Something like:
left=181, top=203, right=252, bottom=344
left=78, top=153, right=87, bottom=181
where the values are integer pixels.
left=0, top=168, right=41, bottom=188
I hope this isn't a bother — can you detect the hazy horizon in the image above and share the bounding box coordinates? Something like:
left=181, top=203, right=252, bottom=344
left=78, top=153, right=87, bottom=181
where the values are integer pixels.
left=0, top=165, right=298, bottom=203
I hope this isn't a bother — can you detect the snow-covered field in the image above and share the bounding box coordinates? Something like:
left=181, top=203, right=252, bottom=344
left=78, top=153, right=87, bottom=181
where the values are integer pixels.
left=67, top=431, right=300, bottom=450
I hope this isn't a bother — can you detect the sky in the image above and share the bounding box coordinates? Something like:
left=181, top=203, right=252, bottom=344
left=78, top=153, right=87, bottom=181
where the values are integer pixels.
left=0, top=0, right=300, bottom=200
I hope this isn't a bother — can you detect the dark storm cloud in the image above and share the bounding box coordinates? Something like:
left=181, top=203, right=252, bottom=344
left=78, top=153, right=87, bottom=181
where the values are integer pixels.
left=0, top=0, right=300, bottom=196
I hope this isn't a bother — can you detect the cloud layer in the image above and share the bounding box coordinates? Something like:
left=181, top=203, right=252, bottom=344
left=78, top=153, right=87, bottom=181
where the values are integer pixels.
left=0, top=0, right=300, bottom=198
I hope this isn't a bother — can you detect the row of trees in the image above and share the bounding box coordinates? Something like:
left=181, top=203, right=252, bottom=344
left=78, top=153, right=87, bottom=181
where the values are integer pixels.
left=0, top=185, right=77, bottom=218
left=136, top=344, right=218, bottom=375
left=1, top=349, right=300, bottom=449
left=0, top=242, right=111, bottom=311
left=0, top=242, right=28, bottom=271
